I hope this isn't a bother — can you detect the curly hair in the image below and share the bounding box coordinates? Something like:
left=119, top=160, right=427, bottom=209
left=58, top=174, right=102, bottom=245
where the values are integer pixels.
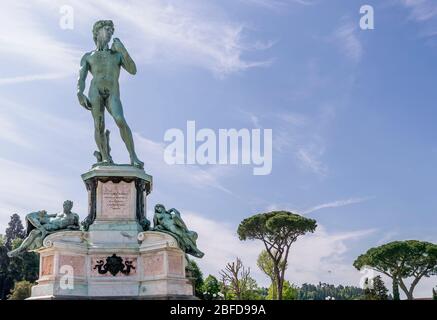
left=92, top=20, right=114, bottom=44
left=63, top=199, right=73, bottom=205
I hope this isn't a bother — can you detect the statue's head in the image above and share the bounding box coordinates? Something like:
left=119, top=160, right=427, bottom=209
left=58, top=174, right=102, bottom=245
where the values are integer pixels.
left=92, top=20, right=114, bottom=49
left=63, top=200, right=73, bottom=212
left=154, top=204, right=166, bottom=214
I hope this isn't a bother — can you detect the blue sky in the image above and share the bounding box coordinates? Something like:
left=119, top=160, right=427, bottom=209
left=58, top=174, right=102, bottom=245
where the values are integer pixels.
left=0, top=0, right=436, bottom=298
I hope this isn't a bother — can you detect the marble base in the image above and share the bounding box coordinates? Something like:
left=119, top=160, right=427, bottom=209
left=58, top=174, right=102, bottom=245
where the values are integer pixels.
left=29, top=166, right=194, bottom=300
left=81, top=165, right=152, bottom=231
left=29, top=231, right=194, bottom=300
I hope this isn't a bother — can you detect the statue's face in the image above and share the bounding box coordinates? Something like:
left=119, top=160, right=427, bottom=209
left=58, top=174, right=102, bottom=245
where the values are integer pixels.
left=155, top=204, right=165, bottom=213
left=63, top=201, right=73, bottom=212
left=97, top=25, right=114, bottom=47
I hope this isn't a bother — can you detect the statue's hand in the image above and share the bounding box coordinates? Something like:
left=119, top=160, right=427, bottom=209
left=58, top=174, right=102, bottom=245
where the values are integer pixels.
left=77, top=92, right=91, bottom=110
left=111, top=38, right=125, bottom=52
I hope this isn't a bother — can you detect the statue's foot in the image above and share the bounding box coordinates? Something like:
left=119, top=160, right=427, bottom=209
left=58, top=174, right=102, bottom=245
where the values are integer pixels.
left=98, top=159, right=114, bottom=166
left=131, top=158, right=144, bottom=169
left=7, top=248, right=21, bottom=258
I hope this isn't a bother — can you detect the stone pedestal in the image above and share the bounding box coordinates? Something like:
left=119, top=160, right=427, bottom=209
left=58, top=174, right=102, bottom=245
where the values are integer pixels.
left=29, top=231, right=88, bottom=298
left=28, top=165, right=195, bottom=300
left=81, top=165, right=152, bottom=232
left=138, top=232, right=193, bottom=297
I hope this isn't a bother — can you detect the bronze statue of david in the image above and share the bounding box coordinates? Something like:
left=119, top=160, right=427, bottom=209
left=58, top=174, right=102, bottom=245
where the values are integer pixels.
left=77, top=20, right=143, bottom=168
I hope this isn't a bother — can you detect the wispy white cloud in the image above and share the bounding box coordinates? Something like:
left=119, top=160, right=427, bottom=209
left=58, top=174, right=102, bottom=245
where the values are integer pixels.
left=264, top=111, right=329, bottom=176
left=0, top=2, right=81, bottom=81
left=0, top=97, right=90, bottom=153
left=272, top=104, right=335, bottom=176
left=303, top=197, right=372, bottom=214
left=396, top=0, right=437, bottom=41
left=0, top=113, right=32, bottom=148
left=0, top=158, right=68, bottom=229
left=0, top=96, right=94, bottom=229
left=329, top=21, right=363, bottom=63
left=27, top=0, right=273, bottom=77
left=134, top=133, right=234, bottom=194
left=399, top=0, right=437, bottom=21
left=287, top=226, right=376, bottom=286
left=296, top=146, right=327, bottom=176
left=238, top=109, right=263, bottom=128
left=0, top=73, right=70, bottom=86
left=376, top=231, right=399, bottom=245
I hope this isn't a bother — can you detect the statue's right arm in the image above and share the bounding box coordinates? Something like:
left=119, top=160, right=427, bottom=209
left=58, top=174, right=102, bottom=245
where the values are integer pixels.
left=77, top=53, right=90, bottom=93
left=77, top=53, right=91, bottom=110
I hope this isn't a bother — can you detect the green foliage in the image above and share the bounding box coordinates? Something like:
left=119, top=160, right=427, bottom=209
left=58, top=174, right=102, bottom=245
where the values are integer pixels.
left=267, top=281, right=297, bottom=300
left=298, top=282, right=364, bottom=300
left=257, top=250, right=276, bottom=281
left=11, top=238, right=23, bottom=250
left=5, top=214, right=25, bottom=250
left=238, top=211, right=317, bottom=244
left=257, top=287, right=268, bottom=300
left=0, top=242, right=11, bottom=300
left=240, top=277, right=264, bottom=300
left=354, top=240, right=437, bottom=278
left=433, top=287, right=437, bottom=300
left=0, top=234, right=5, bottom=247
left=186, top=259, right=204, bottom=298
left=373, top=276, right=388, bottom=300
left=0, top=215, right=38, bottom=300
left=238, top=211, right=316, bottom=300
left=7, top=280, right=33, bottom=300
left=202, top=275, right=221, bottom=300
left=219, top=277, right=231, bottom=300
left=257, top=250, right=287, bottom=300
left=221, top=277, right=264, bottom=300
left=354, top=240, right=437, bottom=300
left=267, top=282, right=277, bottom=300
left=8, top=238, right=39, bottom=283
left=363, top=276, right=389, bottom=300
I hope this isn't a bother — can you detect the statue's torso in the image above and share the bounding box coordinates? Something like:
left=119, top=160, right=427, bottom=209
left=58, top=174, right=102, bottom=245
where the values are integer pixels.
left=47, top=212, right=78, bottom=230
left=87, top=50, right=122, bottom=94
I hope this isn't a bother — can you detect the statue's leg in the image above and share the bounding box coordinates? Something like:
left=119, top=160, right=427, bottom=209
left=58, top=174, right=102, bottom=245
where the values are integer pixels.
left=107, top=96, right=144, bottom=168
left=7, top=229, right=41, bottom=257
left=89, top=92, right=111, bottom=162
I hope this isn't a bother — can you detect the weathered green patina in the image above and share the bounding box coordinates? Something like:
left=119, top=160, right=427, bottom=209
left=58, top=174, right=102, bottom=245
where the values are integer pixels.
left=153, top=204, right=204, bottom=258
left=7, top=201, right=80, bottom=257
left=77, top=20, right=143, bottom=168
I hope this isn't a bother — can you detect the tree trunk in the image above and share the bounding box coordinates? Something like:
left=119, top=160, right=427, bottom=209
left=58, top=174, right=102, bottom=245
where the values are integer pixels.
left=277, top=267, right=285, bottom=300
left=406, top=276, right=421, bottom=301
left=398, top=278, right=413, bottom=300
left=392, top=277, right=400, bottom=300
left=277, top=244, right=291, bottom=301
left=277, top=278, right=283, bottom=300
left=272, top=262, right=282, bottom=300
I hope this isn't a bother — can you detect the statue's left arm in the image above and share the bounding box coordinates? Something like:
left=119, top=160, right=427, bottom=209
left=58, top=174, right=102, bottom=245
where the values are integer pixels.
left=168, top=208, right=188, bottom=230
left=112, top=38, right=137, bottom=75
